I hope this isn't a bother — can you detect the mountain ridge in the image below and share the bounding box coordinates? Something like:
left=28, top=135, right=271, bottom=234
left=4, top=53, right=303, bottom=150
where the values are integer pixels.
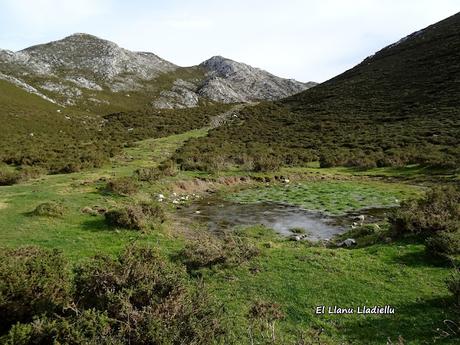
left=0, top=34, right=315, bottom=110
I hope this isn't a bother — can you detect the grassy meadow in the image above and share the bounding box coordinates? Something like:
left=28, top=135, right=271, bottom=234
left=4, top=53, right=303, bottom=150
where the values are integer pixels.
left=1, top=124, right=458, bottom=344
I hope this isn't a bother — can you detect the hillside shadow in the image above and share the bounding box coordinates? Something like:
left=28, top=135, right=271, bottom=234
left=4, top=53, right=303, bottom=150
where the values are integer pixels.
left=81, top=217, right=112, bottom=232
left=340, top=297, right=457, bottom=344
left=393, top=250, right=452, bottom=268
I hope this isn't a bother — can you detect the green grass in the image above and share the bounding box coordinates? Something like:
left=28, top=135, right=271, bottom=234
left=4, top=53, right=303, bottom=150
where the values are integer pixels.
left=202, top=227, right=457, bottom=344
left=226, top=180, right=422, bottom=215
left=0, top=128, right=210, bottom=261
left=0, top=129, right=457, bottom=344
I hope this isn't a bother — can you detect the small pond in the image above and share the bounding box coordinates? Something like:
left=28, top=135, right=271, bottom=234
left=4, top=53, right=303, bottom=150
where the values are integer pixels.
left=176, top=197, right=393, bottom=240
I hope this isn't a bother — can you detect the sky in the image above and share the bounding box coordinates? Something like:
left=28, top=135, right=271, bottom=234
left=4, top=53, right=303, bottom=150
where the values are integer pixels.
left=0, top=0, right=459, bottom=82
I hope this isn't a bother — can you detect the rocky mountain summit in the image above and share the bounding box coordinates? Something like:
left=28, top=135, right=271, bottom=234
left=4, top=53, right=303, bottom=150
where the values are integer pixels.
left=0, top=34, right=314, bottom=109
left=198, top=56, right=315, bottom=103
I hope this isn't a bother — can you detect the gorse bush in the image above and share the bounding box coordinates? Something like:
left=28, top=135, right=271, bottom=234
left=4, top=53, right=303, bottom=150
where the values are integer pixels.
left=3, top=309, right=123, bottom=345
left=134, top=160, right=178, bottom=182
left=1, top=245, right=227, bottom=344
left=425, top=231, right=460, bottom=257
left=0, top=247, right=72, bottom=333
left=105, top=177, right=139, bottom=196
left=389, top=185, right=460, bottom=256
left=32, top=202, right=66, bottom=218
left=179, top=234, right=260, bottom=271
left=105, top=203, right=165, bottom=230
left=0, top=170, right=21, bottom=186
left=389, top=186, right=460, bottom=237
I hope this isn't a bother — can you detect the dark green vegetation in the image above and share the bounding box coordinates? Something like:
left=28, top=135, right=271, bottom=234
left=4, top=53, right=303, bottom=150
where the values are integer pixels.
left=1, top=245, right=225, bottom=344
left=105, top=203, right=165, bottom=231
left=0, top=127, right=459, bottom=344
left=174, top=13, right=460, bottom=171
left=0, top=78, right=230, bottom=175
left=390, top=185, right=460, bottom=258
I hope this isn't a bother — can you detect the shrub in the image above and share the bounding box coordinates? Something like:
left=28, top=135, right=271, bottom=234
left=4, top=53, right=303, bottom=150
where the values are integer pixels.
left=32, top=202, right=66, bottom=217
left=447, top=268, right=460, bottom=306
left=134, top=161, right=178, bottom=182
left=2, top=309, right=122, bottom=345
left=157, top=159, right=178, bottom=177
left=105, top=203, right=165, bottom=230
left=0, top=170, right=21, bottom=186
left=105, top=177, right=139, bottom=196
left=134, top=167, right=159, bottom=182
left=17, top=166, right=45, bottom=181
left=389, top=186, right=460, bottom=238
left=425, top=231, right=460, bottom=257
left=252, top=155, right=282, bottom=172
left=73, top=245, right=225, bottom=344
left=180, top=234, right=260, bottom=271
left=0, top=246, right=71, bottom=333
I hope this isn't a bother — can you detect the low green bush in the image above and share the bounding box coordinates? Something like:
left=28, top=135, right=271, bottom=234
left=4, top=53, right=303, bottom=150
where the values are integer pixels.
left=2, top=309, right=122, bottom=345
left=0, top=246, right=71, bottom=333
left=252, top=154, right=282, bottom=172
left=105, top=177, right=139, bottom=196
left=180, top=234, right=260, bottom=271
left=105, top=203, right=165, bottom=230
left=0, top=170, right=21, bottom=186
left=425, top=230, right=460, bottom=257
left=72, top=245, right=225, bottom=344
left=389, top=186, right=460, bottom=238
left=32, top=202, right=66, bottom=218
left=1, top=245, right=225, bottom=344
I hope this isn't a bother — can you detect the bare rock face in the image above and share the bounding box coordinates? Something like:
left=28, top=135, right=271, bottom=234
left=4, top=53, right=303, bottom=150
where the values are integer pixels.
left=21, top=33, right=177, bottom=80
left=152, top=79, right=200, bottom=109
left=0, top=34, right=316, bottom=109
left=198, top=56, right=316, bottom=103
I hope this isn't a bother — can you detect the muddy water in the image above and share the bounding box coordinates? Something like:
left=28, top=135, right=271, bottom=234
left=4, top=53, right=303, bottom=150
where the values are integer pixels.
left=177, top=197, right=393, bottom=240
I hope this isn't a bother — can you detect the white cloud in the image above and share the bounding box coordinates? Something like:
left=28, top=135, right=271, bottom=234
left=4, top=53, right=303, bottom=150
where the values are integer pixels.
left=2, top=0, right=109, bottom=28
left=0, top=0, right=459, bottom=82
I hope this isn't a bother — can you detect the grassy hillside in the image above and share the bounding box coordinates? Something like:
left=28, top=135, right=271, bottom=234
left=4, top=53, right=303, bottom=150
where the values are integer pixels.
left=0, top=77, right=230, bottom=176
left=173, top=13, right=460, bottom=171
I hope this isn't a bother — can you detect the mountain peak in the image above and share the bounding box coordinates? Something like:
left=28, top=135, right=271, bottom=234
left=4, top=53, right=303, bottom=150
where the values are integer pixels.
left=16, top=33, right=176, bottom=81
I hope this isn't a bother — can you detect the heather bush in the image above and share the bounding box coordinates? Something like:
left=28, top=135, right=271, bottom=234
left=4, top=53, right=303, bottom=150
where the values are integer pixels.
left=2, top=309, right=122, bottom=345
left=73, top=245, right=225, bottom=344
left=105, top=177, right=139, bottom=196
left=32, top=202, right=66, bottom=218
left=425, top=230, right=460, bottom=257
left=105, top=203, right=165, bottom=230
left=1, top=245, right=226, bottom=344
left=0, top=170, right=21, bottom=186
left=252, top=154, right=282, bottom=172
left=389, top=186, right=460, bottom=238
left=180, top=234, right=260, bottom=271
left=0, top=247, right=71, bottom=332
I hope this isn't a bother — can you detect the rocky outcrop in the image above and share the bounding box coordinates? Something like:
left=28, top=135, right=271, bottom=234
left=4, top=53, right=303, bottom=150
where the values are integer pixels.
left=152, top=79, right=200, bottom=109
left=0, top=34, right=315, bottom=109
left=198, top=56, right=316, bottom=103
left=21, top=33, right=177, bottom=80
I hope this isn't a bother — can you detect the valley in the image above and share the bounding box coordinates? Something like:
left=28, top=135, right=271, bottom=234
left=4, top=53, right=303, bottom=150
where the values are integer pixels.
left=0, top=10, right=459, bottom=345
left=0, top=116, right=458, bottom=343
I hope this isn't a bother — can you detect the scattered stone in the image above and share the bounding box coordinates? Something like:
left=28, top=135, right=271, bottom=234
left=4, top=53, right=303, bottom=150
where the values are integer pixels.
left=337, top=238, right=357, bottom=248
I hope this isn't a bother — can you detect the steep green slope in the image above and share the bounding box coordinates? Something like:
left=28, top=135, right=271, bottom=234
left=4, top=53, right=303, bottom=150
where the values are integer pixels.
left=174, top=13, right=460, bottom=171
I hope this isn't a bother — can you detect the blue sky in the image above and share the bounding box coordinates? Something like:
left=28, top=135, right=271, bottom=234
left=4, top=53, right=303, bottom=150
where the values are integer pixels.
left=0, top=0, right=459, bottom=82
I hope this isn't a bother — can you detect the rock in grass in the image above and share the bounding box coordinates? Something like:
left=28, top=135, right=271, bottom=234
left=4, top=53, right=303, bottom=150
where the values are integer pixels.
left=337, top=238, right=357, bottom=248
